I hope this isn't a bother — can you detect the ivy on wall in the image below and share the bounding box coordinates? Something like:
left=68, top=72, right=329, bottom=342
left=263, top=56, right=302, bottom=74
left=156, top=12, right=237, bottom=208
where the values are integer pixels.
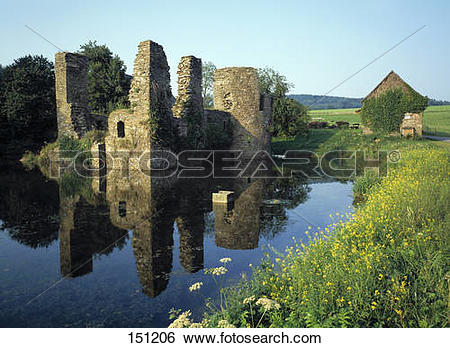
left=360, top=88, right=428, bottom=134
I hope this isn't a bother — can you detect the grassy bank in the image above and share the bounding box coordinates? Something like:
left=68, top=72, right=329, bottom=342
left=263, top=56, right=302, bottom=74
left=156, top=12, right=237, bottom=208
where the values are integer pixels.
left=20, top=130, right=105, bottom=170
left=172, top=147, right=449, bottom=328
left=272, top=128, right=449, bottom=155
left=306, top=105, right=450, bottom=137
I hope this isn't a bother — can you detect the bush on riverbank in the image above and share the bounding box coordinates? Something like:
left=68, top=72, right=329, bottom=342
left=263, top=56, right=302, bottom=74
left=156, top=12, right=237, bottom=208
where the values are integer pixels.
left=20, top=130, right=106, bottom=171
left=176, top=148, right=449, bottom=328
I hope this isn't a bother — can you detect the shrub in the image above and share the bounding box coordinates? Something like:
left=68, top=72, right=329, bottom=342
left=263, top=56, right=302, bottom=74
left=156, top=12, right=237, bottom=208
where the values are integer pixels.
left=206, top=122, right=233, bottom=150
left=20, top=150, right=38, bottom=170
left=352, top=170, right=382, bottom=204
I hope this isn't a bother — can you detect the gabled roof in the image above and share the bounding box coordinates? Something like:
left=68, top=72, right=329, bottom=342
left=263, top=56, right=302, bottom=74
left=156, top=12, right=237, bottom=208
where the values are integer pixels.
left=363, top=71, right=422, bottom=101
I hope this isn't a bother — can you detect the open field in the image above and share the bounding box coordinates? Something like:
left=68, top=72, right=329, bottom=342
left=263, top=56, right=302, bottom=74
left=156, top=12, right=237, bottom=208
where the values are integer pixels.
left=308, top=105, right=450, bottom=137
left=309, top=108, right=361, bottom=125
left=309, top=108, right=360, bottom=115
left=272, top=128, right=450, bottom=155
left=422, top=105, right=450, bottom=137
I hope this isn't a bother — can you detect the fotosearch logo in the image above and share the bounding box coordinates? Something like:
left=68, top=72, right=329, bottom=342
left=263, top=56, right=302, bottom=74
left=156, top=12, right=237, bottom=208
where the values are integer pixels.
left=49, top=149, right=395, bottom=179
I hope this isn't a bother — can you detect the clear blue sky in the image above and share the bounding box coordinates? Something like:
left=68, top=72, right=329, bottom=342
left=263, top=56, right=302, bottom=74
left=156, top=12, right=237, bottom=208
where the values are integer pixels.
left=1, top=0, right=449, bottom=100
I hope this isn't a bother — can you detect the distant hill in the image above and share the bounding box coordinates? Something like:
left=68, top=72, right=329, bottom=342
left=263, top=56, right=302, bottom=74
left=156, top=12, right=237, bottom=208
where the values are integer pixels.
left=288, top=94, right=362, bottom=110
left=289, top=94, right=450, bottom=110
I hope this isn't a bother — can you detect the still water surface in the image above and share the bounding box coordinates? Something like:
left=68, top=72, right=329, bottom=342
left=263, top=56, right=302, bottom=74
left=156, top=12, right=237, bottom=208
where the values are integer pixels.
left=0, top=166, right=353, bottom=327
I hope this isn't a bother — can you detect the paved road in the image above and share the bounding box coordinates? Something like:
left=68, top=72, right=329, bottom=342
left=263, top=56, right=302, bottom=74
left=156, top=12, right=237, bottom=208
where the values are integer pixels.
left=423, top=135, right=450, bottom=143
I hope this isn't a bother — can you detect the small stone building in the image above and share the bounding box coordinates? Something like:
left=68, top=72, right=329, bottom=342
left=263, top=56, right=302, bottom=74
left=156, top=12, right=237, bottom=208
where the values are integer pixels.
left=361, top=71, right=424, bottom=136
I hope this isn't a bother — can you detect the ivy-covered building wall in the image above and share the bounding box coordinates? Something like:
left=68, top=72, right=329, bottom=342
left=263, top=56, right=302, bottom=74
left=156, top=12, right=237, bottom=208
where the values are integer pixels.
left=360, top=71, right=427, bottom=136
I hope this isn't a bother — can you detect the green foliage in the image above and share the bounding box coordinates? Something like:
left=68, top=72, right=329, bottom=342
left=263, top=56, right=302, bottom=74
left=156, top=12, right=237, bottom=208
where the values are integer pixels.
left=0, top=55, right=56, bottom=144
left=78, top=41, right=130, bottom=115
left=271, top=98, right=309, bottom=137
left=20, top=150, right=38, bottom=170
left=58, top=135, right=91, bottom=154
left=258, top=67, right=308, bottom=137
left=183, top=110, right=206, bottom=149
left=202, top=61, right=216, bottom=109
left=258, top=67, right=293, bottom=96
left=37, top=141, right=59, bottom=167
left=352, top=170, right=382, bottom=204
left=142, top=96, right=177, bottom=149
left=57, top=131, right=104, bottom=165
left=360, top=88, right=428, bottom=134
left=205, top=121, right=233, bottom=150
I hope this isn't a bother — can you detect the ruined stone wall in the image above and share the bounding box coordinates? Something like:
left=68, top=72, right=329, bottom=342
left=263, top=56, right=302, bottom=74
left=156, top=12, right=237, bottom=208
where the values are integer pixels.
left=55, top=52, right=90, bottom=138
left=128, top=40, right=173, bottom=120
left=204, top=110, right=231, bottom=130
left=213, top=67, right=271, bottom=157
left=172, top=56, right=203, bottom=121
left=400, top=112, right=423, bottom=136
left=105, top=40, right=176, bottom=175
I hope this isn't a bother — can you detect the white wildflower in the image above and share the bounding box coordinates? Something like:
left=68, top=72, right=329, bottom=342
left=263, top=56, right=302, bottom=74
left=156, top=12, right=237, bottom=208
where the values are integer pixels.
left=189, top=282, right=203, bottom=292
left=218, top=319, right=235, bottom=328
left=219, top=257, right=232, bottom=264
left=168, top=310, right=192, bottom=328
left=243, top=295, right=256, bottom=305
left=205, top=266, right=228, bottom=276
left=256, top=297, right=281, bottom=311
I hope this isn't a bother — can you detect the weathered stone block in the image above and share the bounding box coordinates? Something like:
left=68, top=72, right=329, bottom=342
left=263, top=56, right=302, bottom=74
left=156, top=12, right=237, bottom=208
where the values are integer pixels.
left=212, top=190, right=234, bottom=204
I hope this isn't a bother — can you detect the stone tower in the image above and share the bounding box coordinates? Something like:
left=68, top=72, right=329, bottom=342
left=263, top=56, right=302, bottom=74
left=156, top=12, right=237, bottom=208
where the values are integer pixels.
left=55, top=52, right=90, bottom=138
left=128, top=40, right=173, bottom=118
left=104, top=40, right=175, bottom=172
left=172, top=56, right=204, bottom=121
left=213, top=67, right=271, bottom=158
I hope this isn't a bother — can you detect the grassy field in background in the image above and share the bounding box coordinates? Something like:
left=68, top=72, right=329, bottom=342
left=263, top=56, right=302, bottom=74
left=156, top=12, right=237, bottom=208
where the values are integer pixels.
left=309, top=108, right=360, bottom=125
left=308, top=105, right=450, bottom=137
left=422, top=105, right=450, bottom=137
left=272, top=128, right=450, bottom=155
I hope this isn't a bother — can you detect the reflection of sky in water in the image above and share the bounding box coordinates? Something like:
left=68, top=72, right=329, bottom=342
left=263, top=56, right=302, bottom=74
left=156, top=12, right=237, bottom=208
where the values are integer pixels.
left=0, top=169, right=353, bottom=327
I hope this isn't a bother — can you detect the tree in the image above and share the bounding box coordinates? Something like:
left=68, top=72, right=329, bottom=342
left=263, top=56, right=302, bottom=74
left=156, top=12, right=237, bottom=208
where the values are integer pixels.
left=0, top=64, right=9, bottom=153
left=202, top=61, right=216, bottom=108
left=78, top=41, right=130, bottom=114
left=258, top=67, right=308, bottom=137
left=258, top=67, right=293, bottom=97
left=1, top=55, right=56, bottom=140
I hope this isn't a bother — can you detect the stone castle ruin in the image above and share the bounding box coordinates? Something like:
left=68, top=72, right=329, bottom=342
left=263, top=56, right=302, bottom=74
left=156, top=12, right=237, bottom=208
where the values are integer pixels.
left=55, top=39, right=272, bottom=173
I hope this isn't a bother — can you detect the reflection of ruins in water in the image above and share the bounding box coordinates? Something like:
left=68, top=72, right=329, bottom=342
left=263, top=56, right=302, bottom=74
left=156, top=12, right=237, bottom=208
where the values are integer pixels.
left=54, top=163, right=310, bottom=297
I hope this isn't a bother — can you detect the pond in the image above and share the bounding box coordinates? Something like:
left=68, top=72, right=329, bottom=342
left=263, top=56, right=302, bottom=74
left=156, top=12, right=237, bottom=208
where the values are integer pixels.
left=0, top=165, right=354, bottom=327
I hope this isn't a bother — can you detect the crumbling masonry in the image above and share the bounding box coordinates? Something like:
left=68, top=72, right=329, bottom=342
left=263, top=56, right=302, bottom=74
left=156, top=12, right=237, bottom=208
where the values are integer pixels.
left=55, top=39, right=273, bottom=171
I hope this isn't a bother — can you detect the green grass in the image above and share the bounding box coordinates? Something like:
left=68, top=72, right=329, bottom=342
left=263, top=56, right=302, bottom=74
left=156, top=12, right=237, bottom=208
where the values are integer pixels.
left=423, top=105, right=450, bottom=137
left=272, top=129, right=338, bottom=154
left=309, top=108, right=361, bottom=126
left=309, top=105, right=450, bottom=137
left=272, top=128, right=449, bottom=156
left=185, top=147, right=449, bottom=328
left=309, top=108, right=360, bottom=114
